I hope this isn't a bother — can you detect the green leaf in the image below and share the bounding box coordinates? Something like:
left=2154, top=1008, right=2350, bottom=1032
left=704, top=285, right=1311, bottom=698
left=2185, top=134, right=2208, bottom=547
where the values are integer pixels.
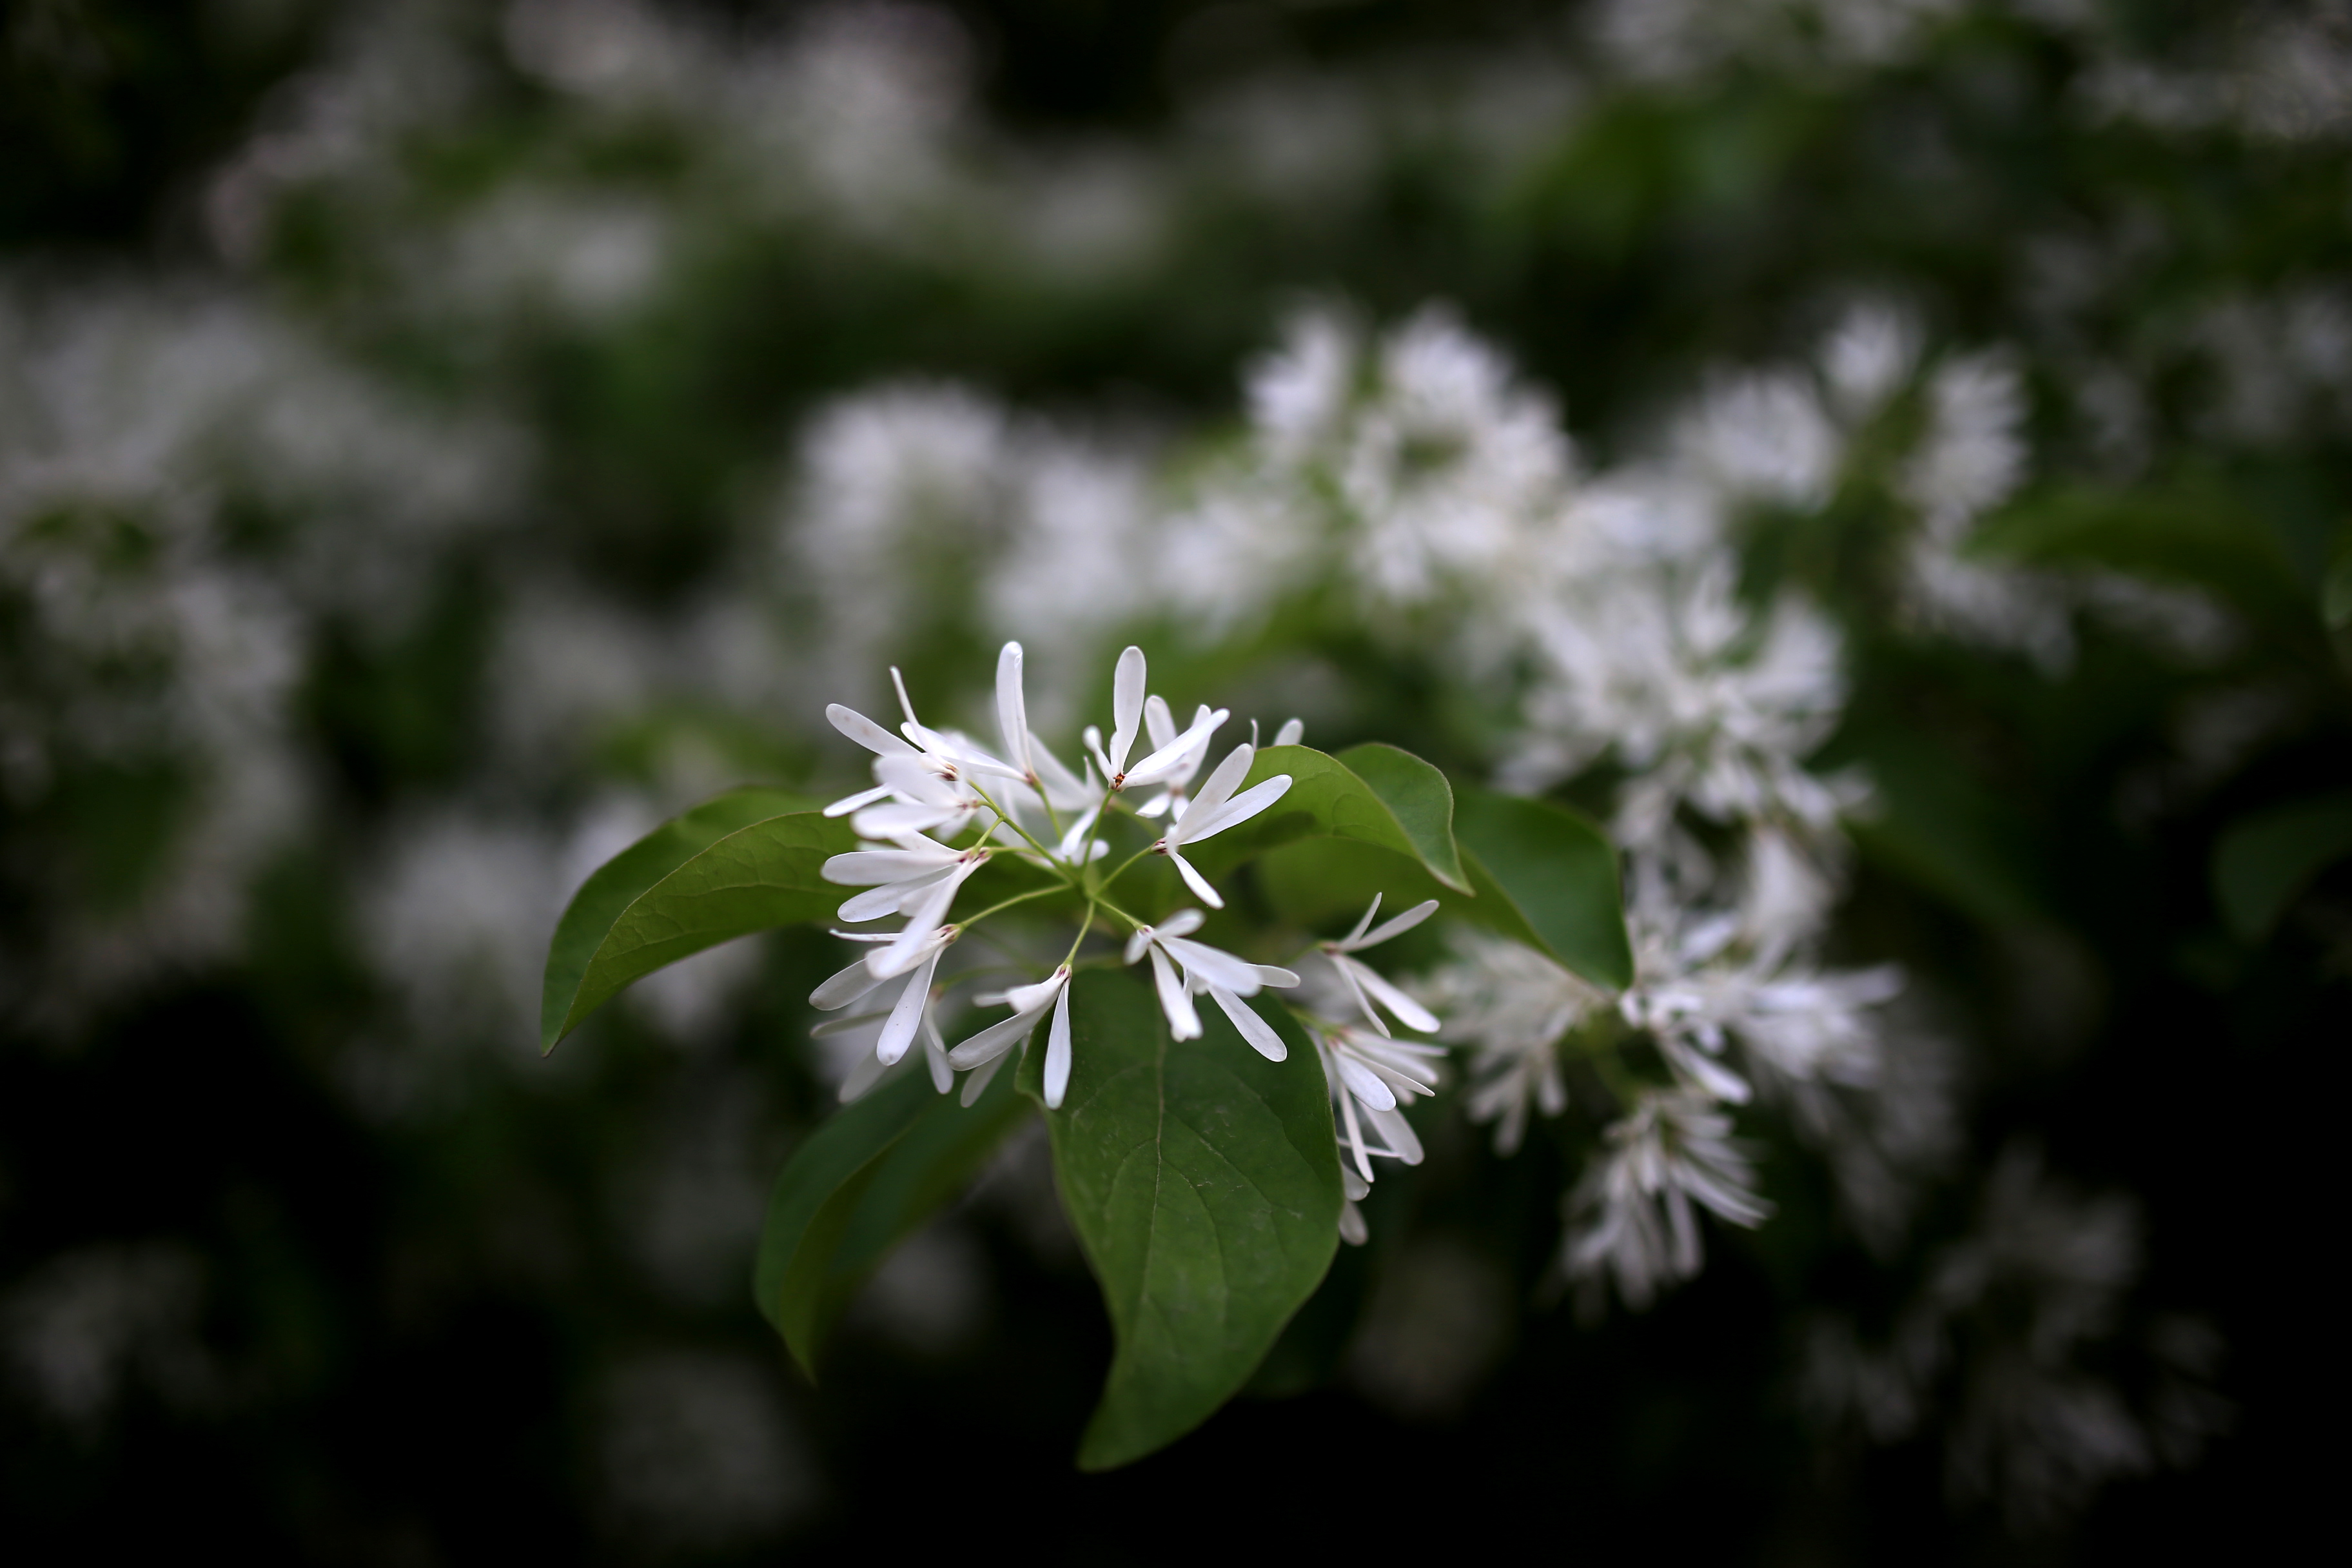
left=1024, top=970, right=1341, bottom=1470
left=546, top=807, right=857, bottom=1048
left=1183, top=743, right=1471, bottom=892
left=1827, top=727, right=2047, bottom=927
left=1451, top=787, right=1634, bottom=990
left=755, top=1062, right=1030, bottom=1378
left=1972, top=478, right=2317, bottom=646
left=540, top=787, right=821, bottom=1051
left=2213, top=792, right=2352, bottom=942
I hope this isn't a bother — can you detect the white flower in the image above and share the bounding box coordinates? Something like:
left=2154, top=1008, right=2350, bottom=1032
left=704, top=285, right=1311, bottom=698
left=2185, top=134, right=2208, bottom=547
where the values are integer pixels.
left=1337, top=305, right=1573, bottom=609
left=1124, top=910, right=1298, bottom=1059
left=821, top=834, right=990, bottom=926
left=991, top=640, right=1098, bottom=819
left=808, top=928, right=959, bottom=1098
left=821, top=665, right=1020, bottom=834
left=1819, top=302, right=1921, bottom=423
left=946, top=965, right=1073, bottom=1107
left=1315, top=893, right=1441, bottom=1037
left=1422, top=932, right=1605, bottom=1154
left=1620, top=902, right=1901, bottom=1102
left=1081, top=645, right=1228, bottom=793
left=1502, top=558, right=1864, bottom=849
left=1671, top=369, right=1842, bottom=514
left=1148, top=741, right=1294, bottom=908
left=1563, top=1089, right=1772, bottom=1311
left=1314, top=1020, right=1444, bottom=1243
left=1246, top=303, right=1358, bottom=464
left=1131, top=696, right=1217, bottom=820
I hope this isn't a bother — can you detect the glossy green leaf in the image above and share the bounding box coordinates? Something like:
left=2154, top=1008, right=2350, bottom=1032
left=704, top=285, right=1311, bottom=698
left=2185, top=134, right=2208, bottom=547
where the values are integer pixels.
left=1257, top=838, right=1454, bottom=929
left=755, top=1062, right=1029, bottom=1378
left=2213, top=792, right=2352, bottom=941
left=547, top=808, right=857, bottom=1048
left=1451, top=787, right=1634, bottom=990
left=540, top=787, right=821, bottom=1051
left=1024, top=969, right=1340, bottom=1470
left=1183, top=743, right=1470, bottom=892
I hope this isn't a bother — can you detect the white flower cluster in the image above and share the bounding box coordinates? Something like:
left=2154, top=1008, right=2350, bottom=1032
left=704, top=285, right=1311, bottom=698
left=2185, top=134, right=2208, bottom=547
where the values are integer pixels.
left=1799, top=1145, right=2230, bottom=1527
left=1162, top=302, right=1575, bottom=631
left=807, top=642, right=1305, bottom=1109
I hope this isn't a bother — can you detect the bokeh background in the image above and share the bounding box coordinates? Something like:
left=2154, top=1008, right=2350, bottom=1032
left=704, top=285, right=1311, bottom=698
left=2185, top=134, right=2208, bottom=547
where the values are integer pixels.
left=3, top=0, right=2344, bottom=1559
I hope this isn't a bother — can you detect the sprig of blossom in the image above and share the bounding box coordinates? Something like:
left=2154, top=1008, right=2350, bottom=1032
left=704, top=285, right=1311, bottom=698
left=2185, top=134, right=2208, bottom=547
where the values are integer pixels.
left=1563, top=1089, right=1773, bottom=1312
left=810, top=641, right=1298, bottom=1108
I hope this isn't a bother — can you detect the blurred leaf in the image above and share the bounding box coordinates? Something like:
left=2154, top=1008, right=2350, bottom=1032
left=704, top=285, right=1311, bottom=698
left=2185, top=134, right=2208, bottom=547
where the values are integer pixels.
left=544, top=803, right=852, bottom=1048
left=1257, top=838, right=1453, bottom=930
left=1185, top=743, right=1471, bottom=892
left=1834, top=729, right=2046, bottom=926
left=1973, top=477, right=2317, bottom=649
left=1452, top=787, right=1634, bottom=990
left=1023, top=970, right=1340, bottom=1470
left=754, top=1061, right=1030, bottom=1378
left=2213, top=792, right=2352, bottom=943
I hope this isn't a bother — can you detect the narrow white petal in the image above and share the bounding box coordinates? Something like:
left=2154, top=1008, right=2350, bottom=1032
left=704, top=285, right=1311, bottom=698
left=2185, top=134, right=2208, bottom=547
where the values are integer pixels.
left=850, top=801, right=963, bottom=839
left=1168, top=850, right=1224, bottom=909
left=810, top=957, right=889, bottom=1011
left=1030, top=735, right=1094, bottom=809
left=1124, top=707, right=1231, bottom=787
left=1053, top=806, right=1101, bottom=861
left=1044, top=981, right=1075, bottom=1109
left=1207, top=985, right=1287, bottom=1061
left=1124, top=926, right=1153, bottom=966
left=828, top=703, right=917, bottom=758
left=946, top=1003, right=1047, bottom=1070
left=1351, top=960, right=1443, bottom=1035
left=822, top=783, right=896, bottom=818
left=868, top=894, right=956, bottom=978
left=1143, top=694, right=1176, bottom=754
left=1252, top=964, right=1301, bottom=988
left=874, top=948, right=940, bottom=1065
left=1353, top=898, right=1442, bottom=950
left=1173, top=743, right=1254, bottom=839
left=1366, top=1103, right=1424, bottom=1164
left=1332, top=955, right=1391, bottom=1037
left=1338, top=1202, right=1368, bottom=1246
left=836, top=865, right=951, bottom=923
left=923, top=1014, right=954, bottom=1093
left=959, top=1048, right=1008, bottom=1106
left=1179, top=773, right=1292, bottom=843
left=872, top=753, right=963, bottom=805
left=1342, top=894, right=1384, bottom=947
left=1156, top=908, right=1206, bottom=939
left=1148, top=946, right=1200, bottom=1039
left=1001, top=966, right=1070, bottom=1017
left=1336, top=1081, right=1375, bottom=1183
left=995, top=642, right=1032, bottom=781
left=1162, top=936, right=1264, bottom=994
left=822, top=845, right=959, bottom=885
left=1133, top=792, right=1171, bottom=819
left=1109, top=646, right=1146, bottom=772
left=1336, top=1054, right=1398, bottom=1111
left=1274, top=718, right=1304, bottom=747
left=838, top=1048, right=890, bottom=1103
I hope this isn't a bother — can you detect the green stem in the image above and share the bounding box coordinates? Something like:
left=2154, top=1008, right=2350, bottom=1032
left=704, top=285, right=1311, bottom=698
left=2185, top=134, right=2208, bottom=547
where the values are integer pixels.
left=1093, top=843, right=1157, bottom=895
left=1090, top=894, right=1149, bottom=932
left=956, top=884, right=1065, bottom=927
left=1061, top=903, right=1098, bottom=968
left=963, top=779, right=1057, bottom=860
